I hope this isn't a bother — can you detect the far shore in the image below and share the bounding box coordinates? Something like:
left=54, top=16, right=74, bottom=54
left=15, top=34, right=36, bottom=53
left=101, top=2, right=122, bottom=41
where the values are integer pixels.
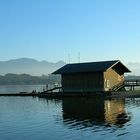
left=0, top=90, right=140, bottom=99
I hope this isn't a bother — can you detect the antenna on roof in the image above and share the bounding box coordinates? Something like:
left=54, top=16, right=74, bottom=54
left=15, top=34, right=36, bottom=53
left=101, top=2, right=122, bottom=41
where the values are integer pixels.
left=68, top=54, right=71, bottom=64
left=78, top=52, right=80, bottom=63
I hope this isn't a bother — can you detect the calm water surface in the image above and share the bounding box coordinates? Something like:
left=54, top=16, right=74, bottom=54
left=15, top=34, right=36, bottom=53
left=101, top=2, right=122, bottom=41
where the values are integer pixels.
left=0, top=85, right=45, bottom=93
left=0, top=97, right=140, bottom=140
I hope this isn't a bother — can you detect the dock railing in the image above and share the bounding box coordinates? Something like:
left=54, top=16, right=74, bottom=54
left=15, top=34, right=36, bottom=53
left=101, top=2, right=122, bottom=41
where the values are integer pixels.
left=41, top=86, right=62, bottom=94
left=110, top=81, right=125, bottom=91
left=110, top=80, right=140, bottom=91
left=124, top=80, right=140, bottom=86
left=124, top=80, right=140, bottom=91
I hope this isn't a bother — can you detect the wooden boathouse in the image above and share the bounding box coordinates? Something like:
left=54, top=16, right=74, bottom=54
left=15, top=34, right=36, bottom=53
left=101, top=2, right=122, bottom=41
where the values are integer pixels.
left=53, top=60, right=131, bottom=93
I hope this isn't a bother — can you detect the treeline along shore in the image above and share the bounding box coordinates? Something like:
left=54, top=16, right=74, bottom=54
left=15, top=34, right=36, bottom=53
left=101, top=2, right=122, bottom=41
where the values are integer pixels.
left=0, top=73, right=138, bottom=85
left=0, top=73, right=61, bottom=85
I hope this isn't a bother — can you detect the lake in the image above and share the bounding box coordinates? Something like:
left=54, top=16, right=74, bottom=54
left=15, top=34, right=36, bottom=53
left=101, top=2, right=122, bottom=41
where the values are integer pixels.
left=0, top=85, right=46, bottom=93
left=0, top=84, right=57, bottom=94
left=0, top=96, right=140, bottom=140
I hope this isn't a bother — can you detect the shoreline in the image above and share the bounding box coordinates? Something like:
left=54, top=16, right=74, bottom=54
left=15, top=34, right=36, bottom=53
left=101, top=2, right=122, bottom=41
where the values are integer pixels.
left=0, top=93, right=38, bottom=96
left=0, top=91, right=140, bottom=98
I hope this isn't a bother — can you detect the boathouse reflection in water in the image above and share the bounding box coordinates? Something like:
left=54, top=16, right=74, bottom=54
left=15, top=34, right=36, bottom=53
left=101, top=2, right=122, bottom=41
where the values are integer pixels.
left=62, top=98, right=131, bottom=128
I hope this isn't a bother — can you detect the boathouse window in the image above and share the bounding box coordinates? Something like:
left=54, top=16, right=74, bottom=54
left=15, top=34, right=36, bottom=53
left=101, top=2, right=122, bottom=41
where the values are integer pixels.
left=105, top=80, right=110, bottom=88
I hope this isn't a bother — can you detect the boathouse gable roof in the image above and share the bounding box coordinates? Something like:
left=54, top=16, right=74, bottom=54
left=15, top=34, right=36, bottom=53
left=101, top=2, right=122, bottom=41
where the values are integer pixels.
left=53, top=60, right=131, bottom=74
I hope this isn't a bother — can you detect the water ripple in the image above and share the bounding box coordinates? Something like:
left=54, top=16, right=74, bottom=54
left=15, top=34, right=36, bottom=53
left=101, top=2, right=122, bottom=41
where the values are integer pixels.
left=0, top=97, right=139, bottom=140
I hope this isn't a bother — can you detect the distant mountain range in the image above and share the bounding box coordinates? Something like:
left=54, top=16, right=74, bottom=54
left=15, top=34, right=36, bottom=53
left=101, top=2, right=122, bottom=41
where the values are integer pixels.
left=0, top=58, right=66, bottom=76
left=127, top=62, right=140, bottom=76
left=0, top=58, right=140, bottom=76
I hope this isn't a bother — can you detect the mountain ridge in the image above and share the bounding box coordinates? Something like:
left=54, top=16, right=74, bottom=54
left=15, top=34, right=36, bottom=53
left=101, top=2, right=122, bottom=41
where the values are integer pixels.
left=127, top=62, right=140, bottom=76
left=0, top=58, right=140, bottom=76
left=0, top=58, right=66, bottom=76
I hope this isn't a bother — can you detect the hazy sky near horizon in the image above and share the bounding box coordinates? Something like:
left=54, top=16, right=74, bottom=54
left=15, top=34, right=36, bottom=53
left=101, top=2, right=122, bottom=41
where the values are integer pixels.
left=0, top=0, right=140, bottom=63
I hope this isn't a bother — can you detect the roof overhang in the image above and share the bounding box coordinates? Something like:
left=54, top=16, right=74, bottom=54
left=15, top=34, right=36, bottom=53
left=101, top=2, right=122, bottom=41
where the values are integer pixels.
left=106, top=60, right=131, bottom=73
left=52, top=60, right=131, bottom=74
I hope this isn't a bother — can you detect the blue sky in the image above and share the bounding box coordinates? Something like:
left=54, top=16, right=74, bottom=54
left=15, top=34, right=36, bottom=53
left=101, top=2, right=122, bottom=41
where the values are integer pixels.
left=0, top=0, right=140, bottom=63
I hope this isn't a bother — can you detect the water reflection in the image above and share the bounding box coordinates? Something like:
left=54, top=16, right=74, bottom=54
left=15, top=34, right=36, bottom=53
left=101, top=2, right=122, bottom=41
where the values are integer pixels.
left=0, top=97, right=140, bottom=140
left=104, top=99, right=131, bottom=127
left=62, top=98, right=131, bottom=129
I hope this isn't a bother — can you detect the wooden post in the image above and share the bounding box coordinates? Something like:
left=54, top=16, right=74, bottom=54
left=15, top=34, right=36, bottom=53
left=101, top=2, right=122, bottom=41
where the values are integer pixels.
left=133, top=85, right=134, bottom=91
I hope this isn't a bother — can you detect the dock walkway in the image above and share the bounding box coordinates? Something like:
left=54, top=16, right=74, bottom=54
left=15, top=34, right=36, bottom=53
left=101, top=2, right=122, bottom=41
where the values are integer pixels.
left=124, top=80, right=140, bottom=91
left=111, top=80, right=140, bottom=91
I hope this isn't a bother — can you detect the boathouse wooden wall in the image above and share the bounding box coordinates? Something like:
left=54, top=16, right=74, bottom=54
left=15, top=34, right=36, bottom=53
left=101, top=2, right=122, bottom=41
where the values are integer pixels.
left=62, top=73, right=104, bottom=92
left=103, top=68, right=124, bottom=91
left=61, top=67, right=125, bottom=92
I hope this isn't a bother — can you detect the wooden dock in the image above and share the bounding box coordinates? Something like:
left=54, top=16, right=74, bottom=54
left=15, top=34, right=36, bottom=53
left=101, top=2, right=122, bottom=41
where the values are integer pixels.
left=110, top=80, right=140, bottom=91
left=40, top=80, right=140, bottom=94
left=108, top=91, right=140, bottom=98
left=37, top=79, right=140, bottom=98
left=124, top=80, right=140, bottom=91
left=44, top=86, right=62, bottom=93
